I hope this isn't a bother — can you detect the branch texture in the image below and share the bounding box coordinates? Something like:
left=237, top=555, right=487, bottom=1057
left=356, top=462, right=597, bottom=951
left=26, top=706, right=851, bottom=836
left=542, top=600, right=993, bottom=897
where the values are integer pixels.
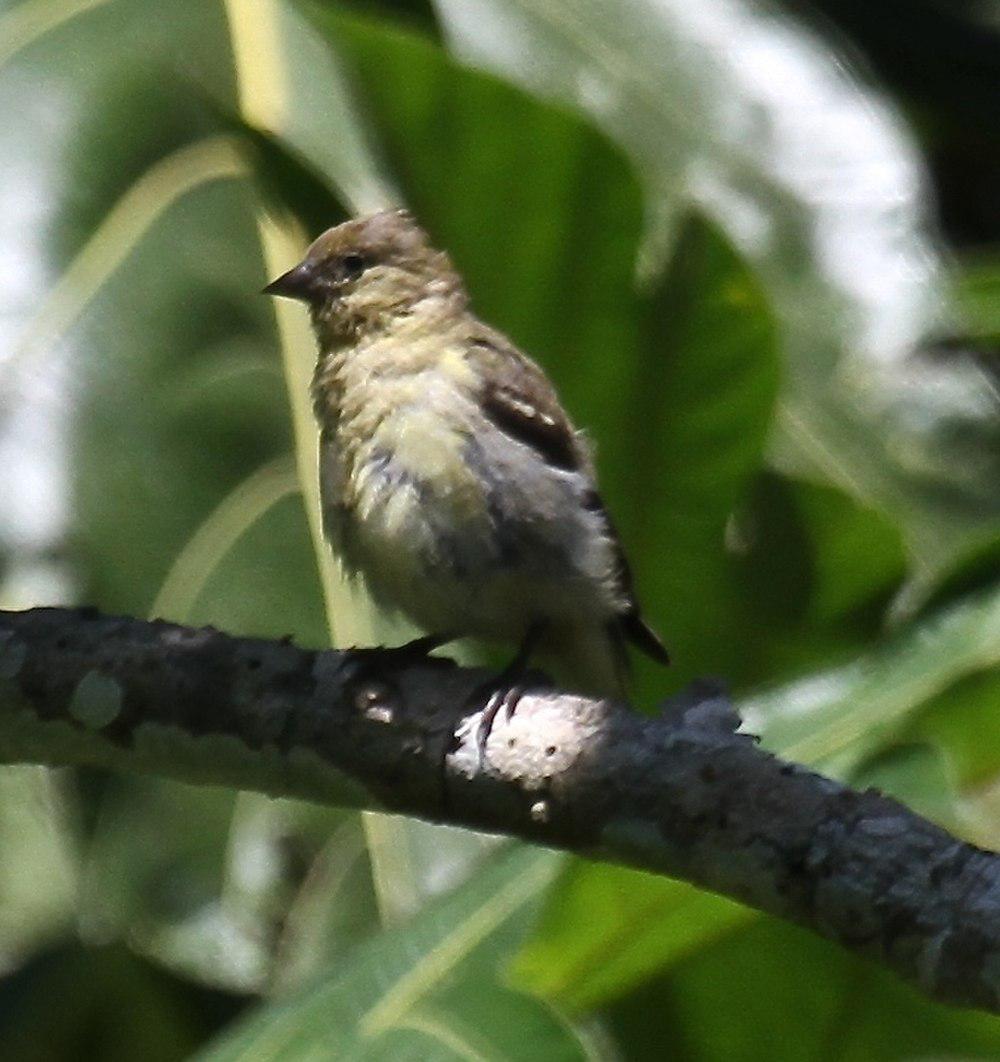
left=0, top=607, right=998, bottom=1012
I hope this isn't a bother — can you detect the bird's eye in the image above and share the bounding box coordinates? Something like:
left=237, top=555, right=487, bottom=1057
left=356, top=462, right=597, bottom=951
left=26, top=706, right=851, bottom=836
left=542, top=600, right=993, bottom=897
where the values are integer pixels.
left=342, top=253, right=367, bottom=280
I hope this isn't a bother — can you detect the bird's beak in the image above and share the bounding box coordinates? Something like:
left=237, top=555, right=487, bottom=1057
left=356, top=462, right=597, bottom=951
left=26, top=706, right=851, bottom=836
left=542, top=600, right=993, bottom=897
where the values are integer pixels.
left=262, top=261, right=322, bottom=302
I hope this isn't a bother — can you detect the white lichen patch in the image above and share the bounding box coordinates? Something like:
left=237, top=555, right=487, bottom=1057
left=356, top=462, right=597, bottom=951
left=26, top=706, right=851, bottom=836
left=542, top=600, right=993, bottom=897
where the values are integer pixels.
left=449, top=692, right=598, bottom=784
left=68, top=671, right=123, bottom=730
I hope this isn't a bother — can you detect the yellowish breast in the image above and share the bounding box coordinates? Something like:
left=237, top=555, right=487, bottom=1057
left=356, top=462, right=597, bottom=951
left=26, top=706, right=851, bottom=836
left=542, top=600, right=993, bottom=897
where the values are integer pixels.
left=325, top=327, right=489, bottom=531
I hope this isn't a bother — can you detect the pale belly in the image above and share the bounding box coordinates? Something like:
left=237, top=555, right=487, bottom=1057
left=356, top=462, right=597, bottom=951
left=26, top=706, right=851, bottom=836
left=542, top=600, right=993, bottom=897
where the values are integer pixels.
left=323, top=429, right=622, bottom=644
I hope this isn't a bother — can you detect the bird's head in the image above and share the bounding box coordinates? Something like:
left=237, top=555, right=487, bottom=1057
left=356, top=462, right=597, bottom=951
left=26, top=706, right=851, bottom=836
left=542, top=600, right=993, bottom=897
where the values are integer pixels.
left=263, top=209, right=463, bottom=342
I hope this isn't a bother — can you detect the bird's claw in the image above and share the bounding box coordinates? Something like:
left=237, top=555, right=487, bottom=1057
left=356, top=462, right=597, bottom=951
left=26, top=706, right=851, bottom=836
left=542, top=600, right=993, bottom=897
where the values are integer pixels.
left=473, top=668, right=551, bottom=766
left=341, top=632, right=455, bottom=697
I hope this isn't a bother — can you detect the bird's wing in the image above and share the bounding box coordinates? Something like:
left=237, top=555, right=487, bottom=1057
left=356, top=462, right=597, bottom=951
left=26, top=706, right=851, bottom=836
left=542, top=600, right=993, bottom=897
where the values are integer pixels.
left=467, top=330, right=669, bottom=666
left=466, top=330, right=591, bottom=473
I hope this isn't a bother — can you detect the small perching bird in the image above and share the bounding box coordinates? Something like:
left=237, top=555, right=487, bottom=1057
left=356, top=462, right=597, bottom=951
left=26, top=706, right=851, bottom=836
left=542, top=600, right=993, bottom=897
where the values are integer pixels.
left=265, top=209, right=668, bottom=702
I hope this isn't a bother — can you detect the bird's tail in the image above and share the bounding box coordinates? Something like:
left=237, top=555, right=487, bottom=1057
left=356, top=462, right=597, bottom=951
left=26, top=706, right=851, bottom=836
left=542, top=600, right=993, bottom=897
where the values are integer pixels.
left=541, top=623, right=629, bottom=700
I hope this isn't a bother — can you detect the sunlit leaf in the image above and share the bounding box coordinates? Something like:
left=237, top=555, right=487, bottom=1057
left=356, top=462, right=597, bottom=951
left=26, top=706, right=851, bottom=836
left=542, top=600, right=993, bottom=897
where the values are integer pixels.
left=224, top=0, right=394, bottom=214
left=513, top=862, right=749, bottom=1012
left=742, top=582, right=1000, bottom=769
left=433, top=0, right=1000, bottom=582
left=197, top=846, right=601, bottom=1061
left=907, top=669, right=1000, bottom=792
left=0, top=766, right=77, bottom=968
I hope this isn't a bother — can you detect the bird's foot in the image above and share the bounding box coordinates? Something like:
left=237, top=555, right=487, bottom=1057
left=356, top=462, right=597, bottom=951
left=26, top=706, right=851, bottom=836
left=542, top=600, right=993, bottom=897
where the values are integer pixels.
left=474, top=671, right=551, bottom=765
left=342, top=632, right=455, bottom=688
left=471, top=621, right=549, bottom=766
left=380, top=632, right=455, bottom=664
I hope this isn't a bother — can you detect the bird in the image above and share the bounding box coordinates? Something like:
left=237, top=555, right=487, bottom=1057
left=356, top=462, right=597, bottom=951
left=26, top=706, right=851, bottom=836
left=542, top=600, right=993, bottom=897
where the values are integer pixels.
left=264, top=209, right=668, bottom=717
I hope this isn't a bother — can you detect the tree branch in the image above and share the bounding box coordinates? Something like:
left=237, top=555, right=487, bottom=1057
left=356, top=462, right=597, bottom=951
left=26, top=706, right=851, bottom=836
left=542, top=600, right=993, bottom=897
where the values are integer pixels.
left=0, top=606, right=998, bottom=1012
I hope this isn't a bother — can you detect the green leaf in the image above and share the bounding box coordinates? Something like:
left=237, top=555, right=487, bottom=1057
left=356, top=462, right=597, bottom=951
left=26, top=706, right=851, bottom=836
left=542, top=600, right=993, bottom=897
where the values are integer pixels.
left=849, top=741, right=959, bottom=830
left=433, top=0, right=1000, bottom=581
left=726, top=473, right=911, bottom=685
left=165, top=482, right=330, bottom=648
left=742, top=582, right=1000, bottom=770
left=197, top=845, right=602, bottom=1061
left=953, top=252, right=1000, bottom=343
left=747, top=476, right=908, bottom=630
left=0, top=766, right=77, bottom=966
left=0, top=941, right=227, bottom=1062
left=907, top=668, right=1000, bottom=792
left=627, top=213, right=780, bottom=689
left=75, top=779, right=249, bottom=983
left=605, top=917, right=1000, bottom=1061
left=512, top=861, right=750, bottom=1012
left=224, top=0, right=395, bottom=213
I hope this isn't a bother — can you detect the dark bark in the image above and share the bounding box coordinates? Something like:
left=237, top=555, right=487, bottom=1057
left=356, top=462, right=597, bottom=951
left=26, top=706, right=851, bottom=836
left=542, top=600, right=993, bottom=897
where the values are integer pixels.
left=0, top=606, right=998, bottom=1013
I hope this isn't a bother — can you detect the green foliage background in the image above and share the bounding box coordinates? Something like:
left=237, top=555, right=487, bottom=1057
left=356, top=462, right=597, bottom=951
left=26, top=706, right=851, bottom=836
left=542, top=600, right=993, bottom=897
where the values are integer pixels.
left=0, top=0, right=998, bottom=1057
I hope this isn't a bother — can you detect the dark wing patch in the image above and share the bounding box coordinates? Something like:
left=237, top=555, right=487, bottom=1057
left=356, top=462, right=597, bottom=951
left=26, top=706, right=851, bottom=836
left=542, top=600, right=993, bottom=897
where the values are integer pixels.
left=585, top=491, right=671, bottom=666
left=481, top=382, right=581, bottom=471
left=470, top=332, right=585, bottom=473
left=468, top=329, right=668, bottom=665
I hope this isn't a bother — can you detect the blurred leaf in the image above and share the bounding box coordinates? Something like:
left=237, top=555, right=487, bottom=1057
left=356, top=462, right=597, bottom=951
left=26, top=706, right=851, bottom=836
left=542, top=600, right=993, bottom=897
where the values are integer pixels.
left=433, top=0, right=1000, bottom=582
left=225, top=0, right=394, bottom=214
left=77, top=776, right=382, bottom=994
left=164, top=486, right=330, bottom=648
left=359, top=813, right=507, bottom=928
left=954, top=252, right=1000, bottom=343
left=604, top=917, right=1000, bottom=1061
left=742, top=582, right=1000, bottom=770
left=267, top=812, right=380, bottom=992
left=76, top=780, right=243, bottom=963
left=727, top=473, right=910, bottom=683
left=908, top=669, right=1000, bottom=793
left=513, top=862, right=749, bottom=1012
left=849, top=741, right=959, bottom=829
left=0, top=941, right=242, bottom=1062
left=627, top=213, right=779, bottom=689
left=0, top=766, right=78, bottom=968
left=142, top=794, right=378, bottom=993
left=774, top=477, right=908, bottom=629
left=197, top=845, right=604, bottom=1061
